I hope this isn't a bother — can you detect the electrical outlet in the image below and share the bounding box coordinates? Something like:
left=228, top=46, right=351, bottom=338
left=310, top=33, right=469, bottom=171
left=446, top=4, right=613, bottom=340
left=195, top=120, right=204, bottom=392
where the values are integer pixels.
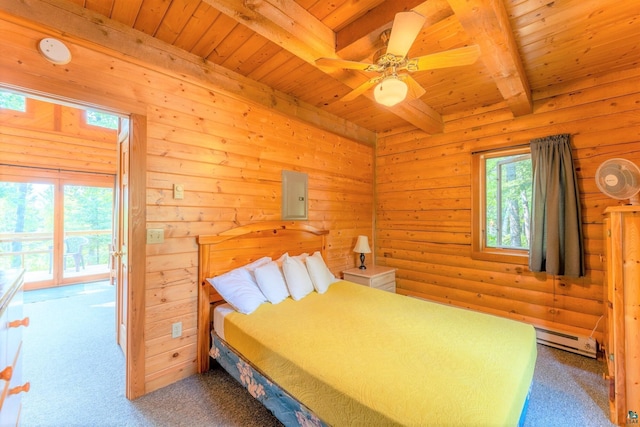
left=171, top=322, right=182, bottom=338
left=146, top=228, right=164, bottom=244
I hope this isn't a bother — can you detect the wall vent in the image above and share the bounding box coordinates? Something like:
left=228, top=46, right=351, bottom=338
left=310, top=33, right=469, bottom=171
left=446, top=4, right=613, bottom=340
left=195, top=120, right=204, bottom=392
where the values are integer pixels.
left=534, top=326, right=597, bottom=358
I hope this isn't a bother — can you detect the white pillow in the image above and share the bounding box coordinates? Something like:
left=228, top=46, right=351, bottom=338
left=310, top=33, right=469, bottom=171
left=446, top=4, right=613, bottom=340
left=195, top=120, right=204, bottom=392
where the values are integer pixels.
left=275, top=252, right=307, bottom=265
left=282, top=253, right=314, bottom=300
left=207, top=267, right=267, bottom=314
left=275, top=252, right=288, bottom=267
left=242, top=256, right=272, bottom=271
left=253, top=261, right=289, bottom=304
left=305, top=251, right=337, bottom=294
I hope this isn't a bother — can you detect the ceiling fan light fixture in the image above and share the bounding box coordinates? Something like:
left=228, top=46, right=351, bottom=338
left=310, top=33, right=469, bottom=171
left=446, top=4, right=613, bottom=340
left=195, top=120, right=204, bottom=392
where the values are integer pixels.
left=374, top=77, right=408, bottom=107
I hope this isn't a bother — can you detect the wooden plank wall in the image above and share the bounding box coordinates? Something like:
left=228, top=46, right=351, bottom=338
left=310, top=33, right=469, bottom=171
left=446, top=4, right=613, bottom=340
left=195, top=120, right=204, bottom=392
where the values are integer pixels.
left=0, top=99, right=117, bottom=174
left=0, top=16, right=374, bottom=394
left=376, top=67, right=640, bottom=342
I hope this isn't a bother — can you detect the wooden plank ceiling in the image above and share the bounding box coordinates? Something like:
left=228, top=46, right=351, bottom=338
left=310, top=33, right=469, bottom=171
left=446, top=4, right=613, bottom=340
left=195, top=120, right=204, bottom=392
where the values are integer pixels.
left=43, top=0, right=640, bottom=136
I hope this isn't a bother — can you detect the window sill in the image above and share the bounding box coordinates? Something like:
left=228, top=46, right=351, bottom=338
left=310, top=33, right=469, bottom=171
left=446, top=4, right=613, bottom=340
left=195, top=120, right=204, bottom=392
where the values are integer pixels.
left=471, top=248, right=529, bottom=265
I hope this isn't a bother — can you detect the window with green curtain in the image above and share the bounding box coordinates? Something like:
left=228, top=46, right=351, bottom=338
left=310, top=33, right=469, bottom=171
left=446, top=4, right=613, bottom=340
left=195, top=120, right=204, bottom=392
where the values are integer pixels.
left=529, top=133, right=585, bottom=277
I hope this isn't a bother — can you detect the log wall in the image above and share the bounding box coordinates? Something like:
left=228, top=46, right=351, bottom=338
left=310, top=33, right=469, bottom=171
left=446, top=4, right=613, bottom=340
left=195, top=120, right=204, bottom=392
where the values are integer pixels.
left=0, top=15, right=373, bottom=394
left=376, top=67, right=640, bottom=342
left=0, top=99, right=118, bottom=174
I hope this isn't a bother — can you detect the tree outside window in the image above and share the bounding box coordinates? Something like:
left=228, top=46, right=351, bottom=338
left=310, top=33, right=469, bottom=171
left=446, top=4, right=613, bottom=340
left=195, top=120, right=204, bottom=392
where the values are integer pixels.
left=472, top=147, right=532, bottom=264
left=0, top=91, right=27, bottom=112
left=85, top=110, right=119, bottom=129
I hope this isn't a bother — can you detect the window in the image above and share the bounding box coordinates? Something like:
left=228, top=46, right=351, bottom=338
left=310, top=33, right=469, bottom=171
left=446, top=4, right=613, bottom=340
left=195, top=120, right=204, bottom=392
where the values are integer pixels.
left=0, top=91, right=27, bottom=112
left=472, top=146, right=532, bottom=264
left=0, top=172, right=113, bottom=286
left=85, top=110, right=119, bottom=129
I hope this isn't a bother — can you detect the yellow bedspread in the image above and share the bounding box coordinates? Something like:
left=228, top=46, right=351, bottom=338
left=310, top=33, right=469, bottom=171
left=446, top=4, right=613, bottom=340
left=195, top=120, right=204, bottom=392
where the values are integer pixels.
left=223, top=280, right=537, bottom=426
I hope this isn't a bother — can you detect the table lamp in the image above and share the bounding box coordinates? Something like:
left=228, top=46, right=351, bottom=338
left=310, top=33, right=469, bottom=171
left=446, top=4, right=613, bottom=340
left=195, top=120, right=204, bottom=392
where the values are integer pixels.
left=353, top=235, right=371, bottom=270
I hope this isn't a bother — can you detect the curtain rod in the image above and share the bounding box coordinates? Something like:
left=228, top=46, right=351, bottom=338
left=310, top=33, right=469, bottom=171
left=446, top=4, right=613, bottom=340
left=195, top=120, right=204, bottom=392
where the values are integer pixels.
left=0, top=163, right=115, bottom=177
left=471, top=142, right=530, bottom=155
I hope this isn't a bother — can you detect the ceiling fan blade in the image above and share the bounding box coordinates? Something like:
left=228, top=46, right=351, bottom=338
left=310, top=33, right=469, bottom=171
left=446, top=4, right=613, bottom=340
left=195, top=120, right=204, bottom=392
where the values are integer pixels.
left=386, top=11, right=426, bottom=58
left=402, top=75, right=426, bottom=100
left=315, top=57, right=374, bottom=71
left=407, top=45, right=481, bottom=71
left=341, top=77, right=381, bottom=102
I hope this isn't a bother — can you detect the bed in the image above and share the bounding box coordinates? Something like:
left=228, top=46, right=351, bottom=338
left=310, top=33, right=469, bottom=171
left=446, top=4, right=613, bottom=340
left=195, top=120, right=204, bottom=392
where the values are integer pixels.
left=197, top=222, right=537, bottom=426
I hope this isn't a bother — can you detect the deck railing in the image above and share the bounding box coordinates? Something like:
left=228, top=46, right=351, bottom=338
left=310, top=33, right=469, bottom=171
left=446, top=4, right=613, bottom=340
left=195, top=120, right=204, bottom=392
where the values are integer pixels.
left=0, top=230, right=112, bottom=275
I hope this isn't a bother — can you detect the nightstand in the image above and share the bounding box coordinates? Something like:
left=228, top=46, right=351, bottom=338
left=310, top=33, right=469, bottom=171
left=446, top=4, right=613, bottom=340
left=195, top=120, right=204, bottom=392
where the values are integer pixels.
left=343, top=266, right=396, bottom=293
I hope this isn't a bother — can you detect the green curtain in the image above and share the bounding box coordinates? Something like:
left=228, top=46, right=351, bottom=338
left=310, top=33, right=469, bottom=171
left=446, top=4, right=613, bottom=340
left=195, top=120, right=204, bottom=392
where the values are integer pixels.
left=529, top=134, right=585, bottom=277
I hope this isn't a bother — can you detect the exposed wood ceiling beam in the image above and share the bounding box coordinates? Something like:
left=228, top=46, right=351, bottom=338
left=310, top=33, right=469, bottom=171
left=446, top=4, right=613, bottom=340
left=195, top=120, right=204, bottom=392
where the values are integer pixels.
left=205, top=0, right=445, bottom=134
left=335, top=0, right=426, bottom=60
left=0, top=0, right=376, bottom=145
left=203, top=0, right=335, bottom=66
left=204, top=0, right=363, bottom=90
left=335, top=0, right=454, bottom=62
left=447, top=0, right=532, bottom=116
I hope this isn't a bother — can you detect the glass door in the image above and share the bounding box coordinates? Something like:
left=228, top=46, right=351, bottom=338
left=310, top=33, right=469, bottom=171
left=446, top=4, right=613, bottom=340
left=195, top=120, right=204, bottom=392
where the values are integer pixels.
left=0, top=180, right=54, bottom=285
left=0, top=171, right=114, bottom=289
left=62, top=183, right=113, bottom=281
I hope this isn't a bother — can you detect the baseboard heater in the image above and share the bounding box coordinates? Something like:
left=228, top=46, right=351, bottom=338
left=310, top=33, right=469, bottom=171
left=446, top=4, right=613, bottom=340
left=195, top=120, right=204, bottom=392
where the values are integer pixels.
left=534, top=326, right=597, bottom=358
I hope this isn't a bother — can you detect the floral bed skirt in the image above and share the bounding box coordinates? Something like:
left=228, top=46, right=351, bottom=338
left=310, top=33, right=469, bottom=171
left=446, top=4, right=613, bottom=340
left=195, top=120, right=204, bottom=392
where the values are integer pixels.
left=210, top=333, right=327, bottom=427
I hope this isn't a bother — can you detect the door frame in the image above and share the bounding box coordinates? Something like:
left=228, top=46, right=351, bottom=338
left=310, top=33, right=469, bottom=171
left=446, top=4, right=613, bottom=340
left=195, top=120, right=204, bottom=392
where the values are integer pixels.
left=124, top=113, right=146, bottom=399
left=1, top=85, right=147, bottom=399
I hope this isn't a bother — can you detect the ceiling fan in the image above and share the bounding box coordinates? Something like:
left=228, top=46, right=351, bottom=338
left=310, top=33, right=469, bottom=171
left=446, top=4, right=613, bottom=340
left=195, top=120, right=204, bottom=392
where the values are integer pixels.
left=316, top=11, right=481, bottom=107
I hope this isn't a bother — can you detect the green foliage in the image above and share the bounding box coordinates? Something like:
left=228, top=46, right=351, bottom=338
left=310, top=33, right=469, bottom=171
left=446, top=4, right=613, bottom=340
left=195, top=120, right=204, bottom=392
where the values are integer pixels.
left=0, top=183, right=54, bottom=269
left=485, top=154, right=532, bottom=249
left=64, top=185, right=113, bottom=231
left=0, top=183, right=54, bottom=234
left=0, top=91, right=26, bottom=112
left=0, top=182, right=113, bottom=274
left=85, top=110, right=119, bottom=130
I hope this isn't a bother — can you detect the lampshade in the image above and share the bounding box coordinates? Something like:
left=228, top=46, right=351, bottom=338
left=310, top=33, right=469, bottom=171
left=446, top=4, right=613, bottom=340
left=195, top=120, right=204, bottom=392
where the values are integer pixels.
left=353, top=235, right=371, bottom=254
left=373, top=77, right=408, bottom=107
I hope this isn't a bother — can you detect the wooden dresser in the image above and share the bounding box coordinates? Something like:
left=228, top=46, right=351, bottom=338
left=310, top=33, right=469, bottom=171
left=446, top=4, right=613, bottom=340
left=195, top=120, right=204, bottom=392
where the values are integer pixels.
left=0, top=269, right=30, bottom=426
left=603, top=207, right=640, bottom=426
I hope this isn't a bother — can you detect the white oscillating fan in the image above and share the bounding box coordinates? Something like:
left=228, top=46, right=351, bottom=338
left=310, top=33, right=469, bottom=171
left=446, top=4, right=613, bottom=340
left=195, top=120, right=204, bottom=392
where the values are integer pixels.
left=595, top=158, right=640, bottom=205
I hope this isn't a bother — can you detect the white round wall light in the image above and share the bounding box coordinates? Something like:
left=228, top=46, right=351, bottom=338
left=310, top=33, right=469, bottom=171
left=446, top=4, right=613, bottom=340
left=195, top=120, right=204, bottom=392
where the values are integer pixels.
left=38, top=38, right=72, bottom=65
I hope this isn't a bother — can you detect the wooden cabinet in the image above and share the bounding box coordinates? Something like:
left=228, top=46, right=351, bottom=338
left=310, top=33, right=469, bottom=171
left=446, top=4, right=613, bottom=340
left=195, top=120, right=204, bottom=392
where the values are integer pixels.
left=343, top=266, right=396, bottom=293
left=604, top=207, right=640, bottom=426
left=0, top=269, right=29, bottom=426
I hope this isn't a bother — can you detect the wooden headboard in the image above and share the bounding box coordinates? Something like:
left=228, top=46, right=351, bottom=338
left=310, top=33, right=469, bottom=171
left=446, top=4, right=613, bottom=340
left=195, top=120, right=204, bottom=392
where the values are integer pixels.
left=196, top=221, right=329, bottom=372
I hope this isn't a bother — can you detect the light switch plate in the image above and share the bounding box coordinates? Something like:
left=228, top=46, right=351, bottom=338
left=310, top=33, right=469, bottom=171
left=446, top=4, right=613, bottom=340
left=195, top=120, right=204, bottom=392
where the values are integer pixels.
left=147, top=228, right=164, bottom=244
